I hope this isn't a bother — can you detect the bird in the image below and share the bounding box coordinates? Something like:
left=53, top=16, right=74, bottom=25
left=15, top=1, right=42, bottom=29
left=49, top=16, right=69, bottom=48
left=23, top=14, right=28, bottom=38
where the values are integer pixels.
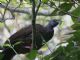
left=1, top=19, right=59, bottom=60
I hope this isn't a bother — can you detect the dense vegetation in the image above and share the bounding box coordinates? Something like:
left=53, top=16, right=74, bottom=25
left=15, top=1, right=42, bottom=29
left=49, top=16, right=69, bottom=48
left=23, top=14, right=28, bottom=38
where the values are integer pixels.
left=0, top=0, right=80, bottom=60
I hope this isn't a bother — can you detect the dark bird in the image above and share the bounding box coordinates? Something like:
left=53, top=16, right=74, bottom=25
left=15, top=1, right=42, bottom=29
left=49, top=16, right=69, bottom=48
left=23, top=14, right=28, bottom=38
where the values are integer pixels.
left=2, top=19, right=59, bottom=60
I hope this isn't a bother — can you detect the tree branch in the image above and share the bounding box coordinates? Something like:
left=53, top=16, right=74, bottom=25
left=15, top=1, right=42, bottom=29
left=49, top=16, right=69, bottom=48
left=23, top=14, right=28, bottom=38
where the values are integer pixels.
left=35, top=0, right=41, bottom=15
left=32, top=0, right=36, bottom=49
left=0, top=2, right=79, bottom=20
left=0, top=3, right=52, bottom=16
left=32, top=0, right=41, bottom=49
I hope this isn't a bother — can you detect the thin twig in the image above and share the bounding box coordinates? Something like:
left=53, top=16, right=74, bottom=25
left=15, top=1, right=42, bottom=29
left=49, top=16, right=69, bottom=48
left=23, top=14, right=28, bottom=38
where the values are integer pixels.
left=37, top=30, right=53, bottom=54
left=73, top=0, right=80, bottom=6
left=2, top=0, right=11, bottom=33
left=14, top=2, right=22, bottom=11
left=2, top=0, right=18, bottom=55
left=7, top=38, right=18, bottom=54
left=35, top=0, right=41, bottom=15
left=41, top=36, right=53, bottom=54
left=2, top=0, right=11, bottom=22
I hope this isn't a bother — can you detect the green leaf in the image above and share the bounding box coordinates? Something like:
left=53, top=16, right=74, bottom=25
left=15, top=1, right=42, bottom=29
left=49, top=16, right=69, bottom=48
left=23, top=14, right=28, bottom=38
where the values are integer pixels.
left=13, top=41, right=22, bottom=46
left=59, top=3, right=73, bottom=12
left=71, top=6, right=80, bottom=22
left=3, top=44, right=11, bottom=48
left=27, top=50, right=37, bottom=60
left=72, top=23, right=80, bottom=30
left=42, top=0, right=48, bottom=3
left=72, top=6, right=80, bottom=17
left=51, top=2, right=73, bottom=15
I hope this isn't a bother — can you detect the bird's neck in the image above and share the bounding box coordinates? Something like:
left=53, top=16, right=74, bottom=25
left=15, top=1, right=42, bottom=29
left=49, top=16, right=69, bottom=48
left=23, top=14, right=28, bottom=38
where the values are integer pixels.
left=45, top=24, right=53, bottom=31
left=43, top=24, right=54, bottom=41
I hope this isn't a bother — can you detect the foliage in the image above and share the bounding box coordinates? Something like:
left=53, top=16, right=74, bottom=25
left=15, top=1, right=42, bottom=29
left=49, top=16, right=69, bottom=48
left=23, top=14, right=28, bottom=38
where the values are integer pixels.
left=0, top=0, right=80, bottom=60
left=26, top=50, right=37, bottom=60
left=43, top=24, right=80, bottom=60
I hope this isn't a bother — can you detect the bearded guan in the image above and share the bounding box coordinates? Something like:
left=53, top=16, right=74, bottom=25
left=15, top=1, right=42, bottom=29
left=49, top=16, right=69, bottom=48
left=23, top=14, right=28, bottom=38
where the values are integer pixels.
left=2, top=19, right=59, bottom=60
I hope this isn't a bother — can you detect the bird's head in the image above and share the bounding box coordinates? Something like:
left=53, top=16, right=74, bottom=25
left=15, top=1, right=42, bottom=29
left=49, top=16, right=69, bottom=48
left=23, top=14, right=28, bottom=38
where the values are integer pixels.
left=48, top=19, right=60, bottom=28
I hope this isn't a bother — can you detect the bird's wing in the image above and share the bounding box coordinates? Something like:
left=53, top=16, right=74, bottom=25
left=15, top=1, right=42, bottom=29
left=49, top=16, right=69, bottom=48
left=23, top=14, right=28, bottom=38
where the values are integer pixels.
left=5, top=24, right=45, bottom=44
left=9, top=24, right=45, bottom=40
left=9, top=25, right=32, bottom=40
